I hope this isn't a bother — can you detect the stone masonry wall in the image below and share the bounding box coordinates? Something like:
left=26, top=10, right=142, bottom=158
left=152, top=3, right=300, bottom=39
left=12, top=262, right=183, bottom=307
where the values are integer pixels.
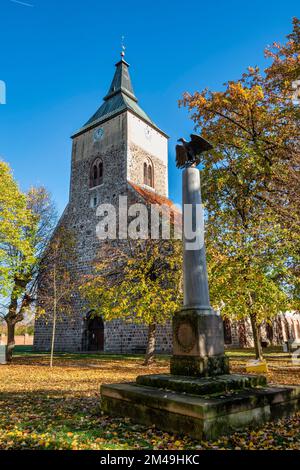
left=128, top=143, right=168, bottom=197
left=104, top=321, right=172, bottom=354
left=34, top=112, right=173, bottom=354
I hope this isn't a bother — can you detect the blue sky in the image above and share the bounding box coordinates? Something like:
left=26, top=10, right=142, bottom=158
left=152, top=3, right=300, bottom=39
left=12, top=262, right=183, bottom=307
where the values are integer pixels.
left=0, top=0, right=298, bottom=212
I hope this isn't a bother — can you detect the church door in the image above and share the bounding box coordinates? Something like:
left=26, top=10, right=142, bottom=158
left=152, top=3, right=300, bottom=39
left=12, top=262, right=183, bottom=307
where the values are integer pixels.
left=87, top=316, right=104, bottom=351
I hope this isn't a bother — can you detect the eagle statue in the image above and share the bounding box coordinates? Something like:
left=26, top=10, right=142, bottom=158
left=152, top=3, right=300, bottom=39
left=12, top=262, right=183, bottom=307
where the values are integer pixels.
left=176, top=134, right=213, bottom=169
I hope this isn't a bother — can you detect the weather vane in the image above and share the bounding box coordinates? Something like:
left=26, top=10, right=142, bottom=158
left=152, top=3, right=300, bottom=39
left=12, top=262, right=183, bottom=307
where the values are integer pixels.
left=121, top=35, right=126, bottom=58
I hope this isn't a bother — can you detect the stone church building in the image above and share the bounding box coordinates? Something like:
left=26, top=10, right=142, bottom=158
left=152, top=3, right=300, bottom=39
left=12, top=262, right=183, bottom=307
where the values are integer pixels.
left=33, top=54, right=300, bottom=353
left=34, top=52, right=176, bottom=353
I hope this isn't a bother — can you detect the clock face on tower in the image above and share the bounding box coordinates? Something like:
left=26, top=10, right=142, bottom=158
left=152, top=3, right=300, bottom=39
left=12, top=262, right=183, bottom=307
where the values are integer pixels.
left=145, top=127, right=152, bottom=141
left=93, top=127, right=104, bottom=142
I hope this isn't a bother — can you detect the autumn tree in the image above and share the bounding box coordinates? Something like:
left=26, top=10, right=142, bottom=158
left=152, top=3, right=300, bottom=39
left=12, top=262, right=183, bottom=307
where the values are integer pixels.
left=181, top=18, right=300, bottom=359
left=265, top=17, right=300, bottom=99
left=0, top=161, right=33, bottom=284
left=264, top=17, right=300, bottom=301
left=1, top=163, right=34, bottom=360
left=81, top=239, right=182, bottom=365
left=206, top=213, right=294, bottom=359
left=263, top=18, right=300, bottom=237
left=0, top=161, right=57, bottom=362
left=37, top=226, right=78, bottom=367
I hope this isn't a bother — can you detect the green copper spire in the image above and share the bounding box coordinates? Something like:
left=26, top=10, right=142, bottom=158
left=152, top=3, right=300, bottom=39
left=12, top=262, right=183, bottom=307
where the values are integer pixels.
left=72, top=52, right=167, bottom=138
left=103, top=57, right=137, bottom=103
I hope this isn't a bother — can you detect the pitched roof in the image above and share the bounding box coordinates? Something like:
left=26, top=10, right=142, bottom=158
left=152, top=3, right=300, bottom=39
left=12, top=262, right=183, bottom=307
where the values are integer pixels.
left=128, top=182, right=182, bottom=227
left=72, top=57, right=167, bottom=138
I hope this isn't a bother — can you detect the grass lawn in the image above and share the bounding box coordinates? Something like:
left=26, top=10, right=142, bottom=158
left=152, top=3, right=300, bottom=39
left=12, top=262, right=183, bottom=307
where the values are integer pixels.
left=1, top=348, right=300, bottom=450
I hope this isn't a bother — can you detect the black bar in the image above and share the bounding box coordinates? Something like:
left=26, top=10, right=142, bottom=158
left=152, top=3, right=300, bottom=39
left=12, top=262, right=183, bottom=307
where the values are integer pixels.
left=0, top=450, right=299, bottom=467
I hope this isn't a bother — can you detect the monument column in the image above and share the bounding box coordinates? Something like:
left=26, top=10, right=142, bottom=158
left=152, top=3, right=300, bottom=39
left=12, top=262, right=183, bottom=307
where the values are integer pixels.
left=170, top=166, right=229, bottom=377
left=101, top=134, right=300, bottom=441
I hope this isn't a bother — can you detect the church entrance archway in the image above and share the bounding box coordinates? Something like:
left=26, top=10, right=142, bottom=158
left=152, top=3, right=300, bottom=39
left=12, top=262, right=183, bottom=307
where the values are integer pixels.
left=85, top=313, right=104, bottom=352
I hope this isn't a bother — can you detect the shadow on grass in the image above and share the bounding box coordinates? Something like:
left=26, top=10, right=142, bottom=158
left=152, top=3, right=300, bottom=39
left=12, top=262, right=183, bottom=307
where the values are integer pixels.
left=14, top=346, right=170, bottom=362
left=0, top=388, right=185, bottom=450
left=16, top=345, right=287, bottom=358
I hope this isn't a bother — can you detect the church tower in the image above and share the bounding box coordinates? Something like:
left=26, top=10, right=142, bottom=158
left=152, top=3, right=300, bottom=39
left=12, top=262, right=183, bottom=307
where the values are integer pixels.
left=34, top=53, right=173, bottom=353
left=70, top=52, right=168, bottom=213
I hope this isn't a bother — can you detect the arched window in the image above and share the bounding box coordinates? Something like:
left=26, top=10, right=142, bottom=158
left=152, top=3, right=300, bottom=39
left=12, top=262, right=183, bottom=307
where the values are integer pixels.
left=223, top=318, right=232, bottom=345
left=291, top=322, right=296, bottom=340
left=143, top=159, right=154, bottom=188
left=148, top=165, right=153, bottom=188
left=284, top=318, right=290, bottom=340
left=90, top=157, right=103, bottom=188
left=93, top=165, right=98, bottom=180
left=266, top=323, right=274, bottom=343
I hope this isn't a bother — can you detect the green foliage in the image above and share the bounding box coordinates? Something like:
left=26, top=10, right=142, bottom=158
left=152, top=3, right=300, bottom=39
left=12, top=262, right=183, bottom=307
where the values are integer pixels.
left=0, top=160, right=57, bottom=361
left=0, top=323, right=34, bottom=336
left=14, top=324, right=34, bottom=336
left=0, top=161, right=36, bottom=298
left=81, top=239, right=182, bottom=327
left=0, top=164, right=57, bottom=312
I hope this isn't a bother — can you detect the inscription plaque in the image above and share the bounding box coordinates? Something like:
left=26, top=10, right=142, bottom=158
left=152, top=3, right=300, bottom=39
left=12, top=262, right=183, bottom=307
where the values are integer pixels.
left=176, top=321, right=196, bottom=353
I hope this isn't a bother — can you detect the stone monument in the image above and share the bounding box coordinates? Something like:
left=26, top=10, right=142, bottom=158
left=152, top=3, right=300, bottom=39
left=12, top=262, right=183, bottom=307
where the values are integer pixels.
left=0, top=335, right=7, bottom=365
left=101, top=135, right=300, bottom=440
left=170, top=165, right=229, bottom=377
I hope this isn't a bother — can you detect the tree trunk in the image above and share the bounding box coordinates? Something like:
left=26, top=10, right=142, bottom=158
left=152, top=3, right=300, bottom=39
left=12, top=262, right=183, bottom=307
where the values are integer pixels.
left=6, top=320, right=16, bottom=363
left=143, top=323, right=156, bottom=366
left=50, top=264, right=57, bottom=368
left=5, top=288, right=19, bottom=364
left=4, top=280, right=31, bottom=364
left=250, top=312, right=263, bottom=360
left=50, top=308, right=57, bottom=368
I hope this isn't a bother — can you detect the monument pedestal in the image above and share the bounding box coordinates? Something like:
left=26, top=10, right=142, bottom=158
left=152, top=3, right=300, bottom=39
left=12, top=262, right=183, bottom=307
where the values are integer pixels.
left=0, top=344, right=7, bottom=365
left=170, top=308, right=229, bottom=377
left=170, top=355, right=229, bottom=378
left=101, top=374, right=300, bottom=440
left=100, top=163, right=300, bottom=439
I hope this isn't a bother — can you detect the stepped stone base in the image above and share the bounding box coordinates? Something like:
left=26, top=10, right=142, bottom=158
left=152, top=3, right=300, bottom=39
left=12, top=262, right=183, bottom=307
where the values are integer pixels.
left=101, top=374, right=300, bottom=440
left=170, top=355, right=229, bottom=377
